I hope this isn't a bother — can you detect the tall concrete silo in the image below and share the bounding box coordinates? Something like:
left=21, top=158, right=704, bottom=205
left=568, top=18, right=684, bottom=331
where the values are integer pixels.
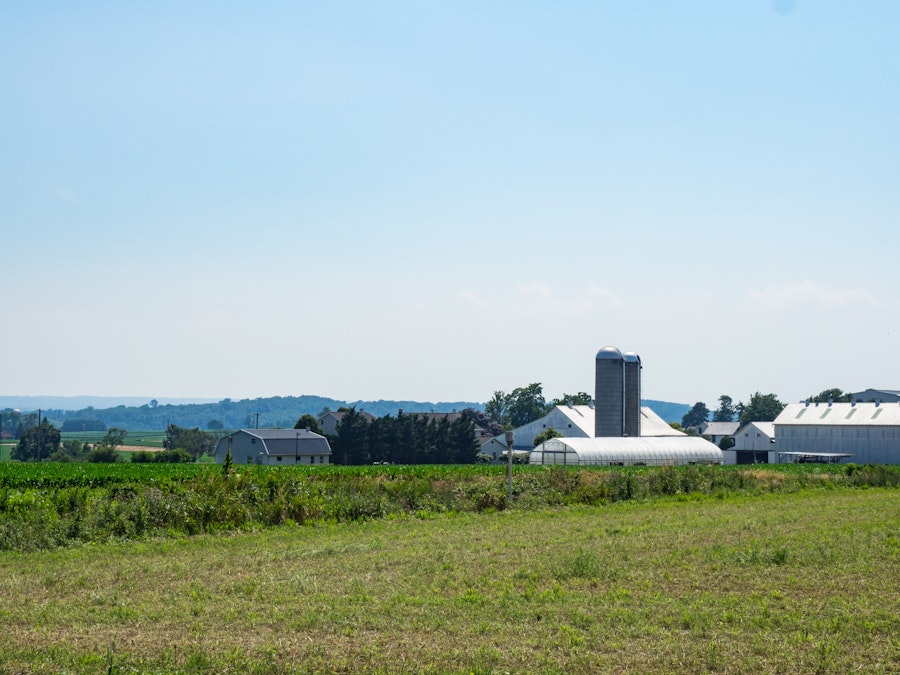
left=623, top=352, right=642, bottom=437
left=595, top=346, right=625, bottom=437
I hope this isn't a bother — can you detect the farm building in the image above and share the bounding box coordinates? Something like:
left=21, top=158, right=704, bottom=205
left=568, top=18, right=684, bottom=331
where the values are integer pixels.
left=850, top=389, right=900, bottom=403
left=774, top=401, right=900, bottom=464
left=214, top=429, right=332, bottom=466
left=723, top=422, right=775, bottom=465
left=530, top=346, right=723, bottom=466
left=511, top=403, right=680, bottom=451
left=317, top=410, right=375, bottom=436
left=530, top=436, right=723, bottom=466
left=699, top=421, right=740, bottom=448
left=478, top=434, right=509, bottom=461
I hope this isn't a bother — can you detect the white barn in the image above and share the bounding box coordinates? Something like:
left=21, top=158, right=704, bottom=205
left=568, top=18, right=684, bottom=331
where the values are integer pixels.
left=511, top=404, right=680, bottom=451
left=774, top=401, right=900, bottom=464
left=214, top=429, right=332, bottom=466
left=527, top=405, right=722, bottom=466
left=723, top=422, right=775, bottom=465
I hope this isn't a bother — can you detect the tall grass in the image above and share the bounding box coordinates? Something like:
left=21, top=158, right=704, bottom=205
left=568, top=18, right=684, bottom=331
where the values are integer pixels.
left=0, top=463, right=897, bottom=552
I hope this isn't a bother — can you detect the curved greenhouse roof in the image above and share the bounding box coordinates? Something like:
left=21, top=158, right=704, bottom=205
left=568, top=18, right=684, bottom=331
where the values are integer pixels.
left=530, top=436, right=723, bottom=466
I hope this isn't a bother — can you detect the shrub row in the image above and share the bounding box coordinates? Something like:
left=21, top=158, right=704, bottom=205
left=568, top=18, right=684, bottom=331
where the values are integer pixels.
left=0, top=463, right=897, bottom=551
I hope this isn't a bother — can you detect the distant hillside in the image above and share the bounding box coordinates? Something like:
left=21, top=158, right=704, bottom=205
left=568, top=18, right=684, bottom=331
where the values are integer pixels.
left=0, top=396, right=218, bottom=412
left=19, top=395, right=693, bottom=432
left=36, top=396, right=485, bottom=432
left=642, top=400, right=691, bottom=425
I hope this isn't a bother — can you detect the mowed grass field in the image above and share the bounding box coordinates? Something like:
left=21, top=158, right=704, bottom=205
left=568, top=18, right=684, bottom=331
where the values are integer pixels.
left=0, top=487, right=897, bottom=674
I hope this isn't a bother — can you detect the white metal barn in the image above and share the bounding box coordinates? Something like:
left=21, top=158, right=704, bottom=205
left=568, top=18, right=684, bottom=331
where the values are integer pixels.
left=774, top=401, right=900, bottom=464
left=530, top=436, right=723, bottom=466
left=214, top=429, right=332, bottom=466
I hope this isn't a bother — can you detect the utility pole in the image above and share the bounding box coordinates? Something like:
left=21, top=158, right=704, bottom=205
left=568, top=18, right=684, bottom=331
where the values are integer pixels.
left=505, top=430, right=515, bottom=501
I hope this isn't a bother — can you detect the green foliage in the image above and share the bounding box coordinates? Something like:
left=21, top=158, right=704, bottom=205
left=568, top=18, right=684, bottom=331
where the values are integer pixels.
left=332, top=409, right=478, bottom=465
left=13, top=420, right=61, bottom=461
left=131, top=449, right=193, bottom=463
left=712, top=394, right=736, bottom=422
left=550, top=392, right=593, bottom=407
left=293, top=414, right=323, bottom=434
left=807, top=388, right=852, bottom=403
left=485, top=383, right=551, bottom=429
left=100, top=427, right=127, bottom=449
left=85, top=446, right=123, bottom=463
left=59, top=418, right=106, bottom=432
left=164, top=423, right=216, bottom=460
left=222, top=446, right=233, bottom=477
left=681, top=401, right=710, bottom=428
left=533, top=428, right=563, bottom=447
left=0, top=462, right=896, bottom=552
left=738, top=392, right=786, bottom=425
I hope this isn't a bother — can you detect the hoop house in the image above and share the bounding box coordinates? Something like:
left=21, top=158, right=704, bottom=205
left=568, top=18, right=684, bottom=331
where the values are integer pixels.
left=530, top=436, right=723, bottom=466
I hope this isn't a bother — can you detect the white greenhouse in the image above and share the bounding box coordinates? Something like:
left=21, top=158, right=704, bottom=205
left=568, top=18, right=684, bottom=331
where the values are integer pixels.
left=530, top=436, right=724, bottom=466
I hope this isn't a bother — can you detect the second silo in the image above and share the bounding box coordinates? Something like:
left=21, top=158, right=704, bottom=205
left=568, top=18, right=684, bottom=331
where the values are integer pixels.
left=595, top=346, right=625, bottom=437
left=623, top=352, right=642, bottom=437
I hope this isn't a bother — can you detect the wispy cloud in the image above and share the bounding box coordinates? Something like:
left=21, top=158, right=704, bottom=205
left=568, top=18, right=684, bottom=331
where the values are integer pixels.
left=54, top=188, right=78, bottom=205
left=746, top=281, right=878, bottom=309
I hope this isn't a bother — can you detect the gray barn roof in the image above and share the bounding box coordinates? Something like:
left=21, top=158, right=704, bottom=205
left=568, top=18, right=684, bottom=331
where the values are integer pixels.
left=238, top=429, right=331, bottom=456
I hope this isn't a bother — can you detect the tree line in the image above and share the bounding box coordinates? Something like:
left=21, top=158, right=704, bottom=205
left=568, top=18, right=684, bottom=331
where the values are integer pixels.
left=328, top=409, right=480, bottom=465
left=680, top=388, right=854, bottom=430
left=8, top=423, right=216, bottom=463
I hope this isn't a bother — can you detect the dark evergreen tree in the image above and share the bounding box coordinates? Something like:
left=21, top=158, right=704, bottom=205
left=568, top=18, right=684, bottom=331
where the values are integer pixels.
left=681, top=402, right=710, bottom=428
left=333, top=408, right=370, bottom=465
left=712, top=395, right=736, bottom=422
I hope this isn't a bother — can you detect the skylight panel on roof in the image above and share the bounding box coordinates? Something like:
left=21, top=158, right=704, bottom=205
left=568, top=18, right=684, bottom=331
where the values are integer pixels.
left=795, top=408, right=807, bottom=419
left=872, top=408, right=883, bottom=419
left=845, top=408, right=857, bottom=419
left=820, top=408, right=832, bottom=419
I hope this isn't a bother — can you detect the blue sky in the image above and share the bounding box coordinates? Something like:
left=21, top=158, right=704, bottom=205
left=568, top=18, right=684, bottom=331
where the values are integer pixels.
left=2, top=1, right=898, bottom=408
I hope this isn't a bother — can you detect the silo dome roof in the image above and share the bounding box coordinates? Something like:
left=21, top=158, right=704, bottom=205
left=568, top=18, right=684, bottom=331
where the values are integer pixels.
left=623, top=352, right=641, bottom=364
left=596, top=346, right=623, bottom=360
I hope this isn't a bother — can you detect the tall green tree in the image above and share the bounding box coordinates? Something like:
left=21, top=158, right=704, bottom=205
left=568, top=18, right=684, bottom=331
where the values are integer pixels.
left=333, top=408, right=370, bottom=465
left=12, top=420, right=60, bottom=461
left=712, top=395, right=737, bottom=422
left=486, top=383, right=551, bottom=429
left=164, top=423, right=214, bottom=460
left=101, top=427, right=128, bottom=449
left=738, top=392, right=786, bottom=425
left=447, top=415, right=478, bottom=464
left=681, top=402, right=710, bottom=428
left=294, top=414, right=323, bottom=434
